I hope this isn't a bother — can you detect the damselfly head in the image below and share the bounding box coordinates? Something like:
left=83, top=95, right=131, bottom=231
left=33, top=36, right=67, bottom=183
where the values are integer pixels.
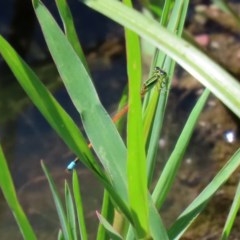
left=154, top=67, right=167, bottom=76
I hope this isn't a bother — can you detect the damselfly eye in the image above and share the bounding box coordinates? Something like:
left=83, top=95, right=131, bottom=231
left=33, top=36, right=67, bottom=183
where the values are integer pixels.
left=154, top=67, right=167, bottom=76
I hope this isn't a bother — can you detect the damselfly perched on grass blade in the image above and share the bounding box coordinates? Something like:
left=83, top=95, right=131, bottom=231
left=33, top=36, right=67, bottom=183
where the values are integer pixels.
left=66, top=66, right=168, bottom=171
left=141, top=67, right=167, bottom=96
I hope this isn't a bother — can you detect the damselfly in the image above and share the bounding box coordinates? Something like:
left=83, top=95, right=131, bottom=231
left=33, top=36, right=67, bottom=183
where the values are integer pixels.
left=141, top=67, right=167, bottom=96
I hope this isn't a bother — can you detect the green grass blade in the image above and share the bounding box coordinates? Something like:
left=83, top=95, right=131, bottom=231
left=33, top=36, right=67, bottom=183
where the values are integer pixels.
left=168, top=148, right=240, bottom=239
left=166, top=0, right=189, bottom=34
left=58, top=229, right=64, bottom=240
left=142, top=76, right=162, bottom=142
left=96, top=191, right=114, bottom=240
left=41, top=161, right=72, bottom=239
left=0, top=35, right=103, bottom=177
left=221, top=179, right=240, bottom=240
left=97, top=212, right=123, bottom=240
left=146, top=74, right=169, bottom=182
left=144, top=0, right=188, bottom=182
left=115, top=86, right=128, bottom=132
left=72, top=170, right=88, bottom=240
left=148, top=196, right=169, bottom=240
left=147, top=0, right=189, bottom=182
left=152, top=89, right=210, bottom=209
left=81, top=0, right=240, bottom=117
left=159, top=0, right=174, bottom=26
left=123, top=0, right=149, bottom=237
left=126, top=193, right=169, bottom=240
left=0, top=146, right=37, bottom=240
left=65, top=181, right=77, bottom=240
left=33, top=0, right=128, bottom=203
left=55, top=0, right=89, bottom=71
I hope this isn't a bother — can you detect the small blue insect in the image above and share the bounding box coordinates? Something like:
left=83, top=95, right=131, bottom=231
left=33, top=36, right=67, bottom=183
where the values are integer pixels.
left=66, top=158, right=79, bottom=171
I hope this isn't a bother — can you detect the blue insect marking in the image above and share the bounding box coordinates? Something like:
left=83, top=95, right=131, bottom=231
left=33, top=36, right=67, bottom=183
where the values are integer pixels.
left=66, top=159, right=79, bottom=171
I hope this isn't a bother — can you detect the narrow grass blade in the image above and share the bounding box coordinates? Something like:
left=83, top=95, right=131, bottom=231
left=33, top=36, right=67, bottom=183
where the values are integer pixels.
left=41, top=161, right=72, bottom=239
left=147, top=0, right=189, bottom=183
left=221, top=179, right=240, bottom=240
left=168, top=148, right=240, bottom=239
left=0, top=146, right=37, bottom=240
left=143, top=79, right=161, bottom=143
left=96, top=191, right=114, bottom=240
left=96, top=212, right=123, bottom=240
left=32, top=0, right=128, bottom=203
left=166, top=0, right=189, bottom=34
left=0, top=35, right=103, bottom=177
left=158, top=1, right=174, bottom=26
left=81, top=0, right=240, bottom=117
left=55, top=0, right=89, bottom=71
left=65, top=181, right=77, bottom=240
left=123, top=0, right=149, bottom=237
left=58, top=230, right=64, bottom=240
left=152, top=89, right=210, bottom=209
left=148, top=195, right=169, bottom=240
left=146, top=75, right=169, bottom=182
left=72, top=170, right=88, bottom=240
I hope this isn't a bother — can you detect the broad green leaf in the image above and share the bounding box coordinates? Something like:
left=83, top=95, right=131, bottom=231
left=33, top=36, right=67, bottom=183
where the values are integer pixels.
left=55, top=0, right=89, bottom=71
left=0, top=35, right=103, bottom=177
left=32, top=0, right=128, bottom=205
